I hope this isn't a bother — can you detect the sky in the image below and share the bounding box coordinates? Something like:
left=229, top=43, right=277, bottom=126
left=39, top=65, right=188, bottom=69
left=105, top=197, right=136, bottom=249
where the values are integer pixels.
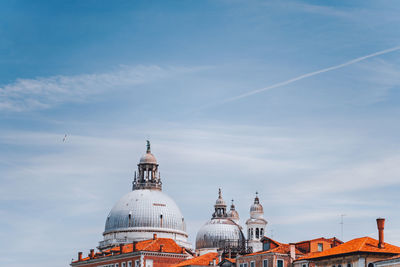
left=1, top=0, right=400, bottom=266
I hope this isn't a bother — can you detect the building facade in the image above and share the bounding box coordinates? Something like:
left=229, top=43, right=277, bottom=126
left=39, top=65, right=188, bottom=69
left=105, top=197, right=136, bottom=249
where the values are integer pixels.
left=72, top=234, right=190, bottom=267
left=294, top=220, right=400, bottom=267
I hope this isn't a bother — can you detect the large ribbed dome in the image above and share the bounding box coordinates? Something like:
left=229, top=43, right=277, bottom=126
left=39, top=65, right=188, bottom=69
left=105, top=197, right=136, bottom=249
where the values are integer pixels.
left=99, top=142, right=191, bottom=250
left=104, top=189, right=185, bottom=232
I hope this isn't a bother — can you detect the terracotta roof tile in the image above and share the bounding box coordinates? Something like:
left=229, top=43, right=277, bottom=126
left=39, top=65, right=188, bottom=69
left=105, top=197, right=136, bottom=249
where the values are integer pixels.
left=173, top=252, right=219, bottom=267
left=73, top=237, right=186, bottom=263
left=297, top=237, right=400, bottom=260
left=244, top=241, right=304, bottom=257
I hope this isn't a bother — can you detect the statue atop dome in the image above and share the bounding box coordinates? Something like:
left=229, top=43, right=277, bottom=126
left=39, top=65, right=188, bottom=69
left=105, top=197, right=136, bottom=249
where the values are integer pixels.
left=146, top=139, right=151, bottom=153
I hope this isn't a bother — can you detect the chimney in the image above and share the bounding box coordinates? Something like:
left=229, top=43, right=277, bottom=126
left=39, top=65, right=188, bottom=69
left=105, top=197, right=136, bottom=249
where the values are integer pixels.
left=120, top=244, right=124, bottom=254
left=132, top=241, right=137, bottom=252
left=153, top=233, right=157, bottom=240
left=89, top=249, right=95, bottom=259
left=377, top=218, right=385, bottom=249
left=289, top=243, right=296, bottom=260
left=160, top=244, right=164, bottom=252
left=78, top=252, right=82, bottom=261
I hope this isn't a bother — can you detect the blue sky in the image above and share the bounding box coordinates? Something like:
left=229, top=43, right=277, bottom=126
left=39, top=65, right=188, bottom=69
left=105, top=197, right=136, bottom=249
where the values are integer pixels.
left=1, top=0, right=400, bottom=266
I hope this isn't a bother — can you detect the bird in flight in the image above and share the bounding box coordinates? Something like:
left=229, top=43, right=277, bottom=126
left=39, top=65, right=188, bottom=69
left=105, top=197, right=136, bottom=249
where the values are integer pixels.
left=63, top=134, right=67, bottom=142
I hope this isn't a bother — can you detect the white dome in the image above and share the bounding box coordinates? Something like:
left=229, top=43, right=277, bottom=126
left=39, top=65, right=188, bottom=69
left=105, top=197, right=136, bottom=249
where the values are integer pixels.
left=196, top=219, right=245, bottom=250
left=101, top=189, right=190, bottom=249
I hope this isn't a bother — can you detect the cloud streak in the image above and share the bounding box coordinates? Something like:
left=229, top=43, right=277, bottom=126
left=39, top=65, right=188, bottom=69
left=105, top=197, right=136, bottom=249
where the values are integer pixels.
left=222, top=45, right=400, bottom=103
left=0, top=65, right=207, bottom=112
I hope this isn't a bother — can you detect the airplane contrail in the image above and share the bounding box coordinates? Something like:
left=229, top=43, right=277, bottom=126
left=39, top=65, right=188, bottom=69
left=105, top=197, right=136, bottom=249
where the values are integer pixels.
left=222, top=45, right=400, bottom=104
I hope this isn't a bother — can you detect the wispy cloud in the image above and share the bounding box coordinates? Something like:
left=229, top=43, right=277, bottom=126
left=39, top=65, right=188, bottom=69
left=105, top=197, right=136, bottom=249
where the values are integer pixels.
left=0, top=65, right=208, bottom=112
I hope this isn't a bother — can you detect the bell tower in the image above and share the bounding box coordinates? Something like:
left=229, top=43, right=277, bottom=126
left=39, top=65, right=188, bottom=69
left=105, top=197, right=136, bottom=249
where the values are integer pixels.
left=246, top=192, right=267, bottom=252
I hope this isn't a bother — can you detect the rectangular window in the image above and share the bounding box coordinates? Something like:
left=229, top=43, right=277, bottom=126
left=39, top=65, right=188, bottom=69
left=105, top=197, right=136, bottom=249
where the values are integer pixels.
left=303, top=264, right=308, bottom=267
left=145, top=259, right=153, bottom=267
left=128, top=261, right=132, bottom=267
left=263, top=259, right=268, bottom=267
left=244, top=263, right=248, bottom=267
left=263, top=241, right=271, bottom=251
left=250, top=261, right=255, bottom=267
left=240, top=264, right=244, bottom=267
left=135, top=260, right=140, bottom=267
left=122, top=263, right=126, bottom=267
left=318, top=243, right=323, bottom=252
left=277, top=259, right=284, bottom=267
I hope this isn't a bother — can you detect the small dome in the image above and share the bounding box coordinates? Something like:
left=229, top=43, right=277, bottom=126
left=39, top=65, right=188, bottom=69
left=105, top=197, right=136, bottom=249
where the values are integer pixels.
left=250, top=203, right=263, bottom=213
left=227, top=200, right=239, bottom=223
left=196, top=219, right=245, bottom=250
left=250, top=193, right=264, bottom=219
left=215, top=188, right=226, bottom=207
left=139, top=152, right=157, bottom=164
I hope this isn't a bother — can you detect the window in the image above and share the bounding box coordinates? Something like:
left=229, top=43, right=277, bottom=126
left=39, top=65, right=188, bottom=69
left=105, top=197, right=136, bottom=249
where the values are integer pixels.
left=250, top=261, right=255, bottom=267
left=146, top=259, right=153, bottom=267
left=135, top=260, right=140, bottom=267
left=263, top=259, right=268, bottom=267
left=122, top=263, right=126, bottom=267
left=240, top=264, right=244, bottom=267
left=256, top=228, right=260, bottom=239
left=116, top=264, right=119, bottom=267
left=318, top=243, right=323, bottom=252
left=368, top=264, right=374, bottom=267
left=347, top=263, right=352, bottom=267
left=244, top=263, right=248, bottom=267
left=302, top=264, right=307, bottom=267
left=128, top=261, right=132, bottom=267
left=263, top=241, right=270, bottom=251
left=277, top=259, right=284, bottom=267
left=338, top=265, right=342, bottom=267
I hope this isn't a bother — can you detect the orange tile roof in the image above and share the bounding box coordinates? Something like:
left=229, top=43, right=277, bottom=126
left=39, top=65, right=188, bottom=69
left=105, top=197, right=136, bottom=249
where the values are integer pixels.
left=173, top=252, right=219, bottom=267
left=244, top=238, right=304, bottom=257
left=224, top=258, right=236, bottom=263
left=298, top=237, right=400, bottom=260
left=295, top=237, right=343, bottom=245
left=73, top=237, right=186, bottom=263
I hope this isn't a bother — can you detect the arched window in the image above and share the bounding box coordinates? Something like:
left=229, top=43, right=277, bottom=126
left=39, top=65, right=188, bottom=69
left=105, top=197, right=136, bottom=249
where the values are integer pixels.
left=368, top=263, right=374, bottom=267
left=260, top=228, right=264, bottom=237
left=256, top=228, right=260, bottom=239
